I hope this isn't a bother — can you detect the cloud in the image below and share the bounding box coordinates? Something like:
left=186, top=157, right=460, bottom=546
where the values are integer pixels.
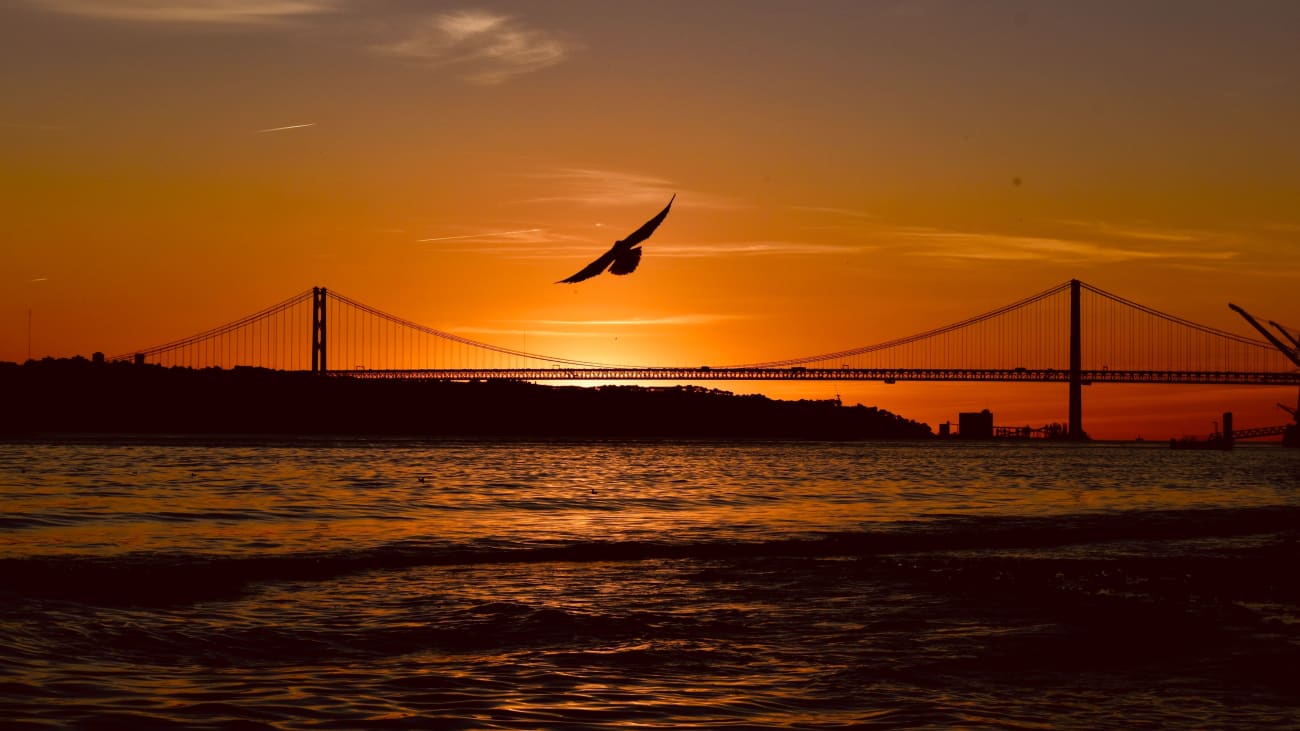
left=455, top=313, right=746, bottom=339
left=655, top=241, right=867, bottom=258
left=451, top=326, right=622, bottom=339
left=1054, top=219, right=1211, bottom=243
left=377, top=9, right=573, bottom=84
left=523, top=314, right=748, bottom=327
left=517, top=168, right=743, bottom=209
left=1254, top=222, right=1300, bottom=234
left=417, top=228, right=544, bottom=243
left=31, top=0, right=336, bottom=24
left=425, top=238, right=864, bottom=261
left=887, top=226, right=1239, bottom=264
left=416, top=228, right=590, bottom=254
left=790, top=205, right=875, bottom=220
left=24, top=3, right=570, bottom=85
left=517, top=168, right=678, bottom=208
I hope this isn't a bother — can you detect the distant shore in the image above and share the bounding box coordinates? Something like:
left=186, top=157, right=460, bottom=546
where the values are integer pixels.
left=2, top=358, right=933, bottom=440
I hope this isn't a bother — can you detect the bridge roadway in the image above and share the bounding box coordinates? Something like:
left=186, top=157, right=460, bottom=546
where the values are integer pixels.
left=1231, top=425, right=1291, bottom=440
left=334, top=367, right=1300, bottom=386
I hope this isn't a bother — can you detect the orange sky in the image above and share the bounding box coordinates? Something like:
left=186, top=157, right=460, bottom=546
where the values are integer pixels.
left=3, top=1, right=1298, bottom=439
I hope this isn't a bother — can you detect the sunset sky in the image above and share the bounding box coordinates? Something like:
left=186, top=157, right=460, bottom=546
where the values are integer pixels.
left=3, top=0, right=1298, bottom=439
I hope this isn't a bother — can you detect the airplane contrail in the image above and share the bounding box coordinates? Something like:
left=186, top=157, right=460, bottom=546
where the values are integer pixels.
left=418, top=228, right=543, bottom=243
left=255, top=123, right=317, bottom=133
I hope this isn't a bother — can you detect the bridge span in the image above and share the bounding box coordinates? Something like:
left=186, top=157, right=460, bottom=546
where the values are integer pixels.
left=112, top=279, right=1300, bottom=439
left=341, top=367, right=1300, bottom=387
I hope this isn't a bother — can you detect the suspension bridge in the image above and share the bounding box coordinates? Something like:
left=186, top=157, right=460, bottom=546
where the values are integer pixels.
left=110, top=279, right=1300, bottom=438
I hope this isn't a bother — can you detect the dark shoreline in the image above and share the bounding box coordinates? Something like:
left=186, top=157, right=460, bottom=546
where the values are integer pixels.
left=0, top=433, right=933, bottom=448
left=2, top=358, right=933, bottom=440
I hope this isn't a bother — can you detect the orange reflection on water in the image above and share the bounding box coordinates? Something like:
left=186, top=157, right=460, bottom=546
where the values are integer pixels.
left=6, top=441, right=1298, bottom=561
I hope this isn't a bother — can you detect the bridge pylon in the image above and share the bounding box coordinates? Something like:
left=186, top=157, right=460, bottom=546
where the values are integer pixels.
left=311, top=286, right=327, bottom=374
left=1069, top=278, right=1084, bottom=439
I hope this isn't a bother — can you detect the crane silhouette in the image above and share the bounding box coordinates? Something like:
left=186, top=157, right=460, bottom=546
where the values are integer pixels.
left=557, top=195, right=674, bottom=284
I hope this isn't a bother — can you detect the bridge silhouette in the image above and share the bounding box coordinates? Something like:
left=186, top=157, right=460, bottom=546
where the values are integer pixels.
left=112, top=279, right=1300, bottom=438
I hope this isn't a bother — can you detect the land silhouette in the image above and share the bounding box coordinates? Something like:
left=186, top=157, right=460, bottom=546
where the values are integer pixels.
left=1, top=357, right=932, bottom=439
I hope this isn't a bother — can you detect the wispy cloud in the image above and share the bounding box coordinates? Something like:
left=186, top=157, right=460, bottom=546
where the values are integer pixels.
left=1253, top=222, right=1300, bottom=235
left=425, top=239, right=865, bottom=261
left=254, top=122, right=316, bottom=133
left=417, top=228, right=543, bottom=244
left=517, top=168, right=742, bottom=210
left=25, top=3, right=570, bottom=85
left=415, top=228, right=590, bottom=255
left=655, top=241, right=867, bottom=258
left=422, top=245, right=583, bottom=260
left=888, top=226, right=1238, bottom=264
left=1054, top=219, right=1211, bottom=243
left=790, top=205, right=875, bottom=220
left=517, top=168, right=678, bottom=208
left=522, top=314, right=748, bottom=327
left=376, top=9, right=573, bottom=84
left=32, top=0, right=336, bottom=24
left=451, top=326, right=622, bottom=339
left=455, top=313, right=746, bottom=339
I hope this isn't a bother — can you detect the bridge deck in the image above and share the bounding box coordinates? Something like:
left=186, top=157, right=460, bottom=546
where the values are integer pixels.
left=1230, top=425, right=1290, bottom=439
left=332, top=367, right=1300, bottom=386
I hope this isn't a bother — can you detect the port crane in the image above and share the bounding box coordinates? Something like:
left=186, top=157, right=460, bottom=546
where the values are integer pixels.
left=1229, top=304, right=1300, bottom=368
left=1268, top=320, right=1300, bottom=351
left=1229, top=303, right=1300, bottom=447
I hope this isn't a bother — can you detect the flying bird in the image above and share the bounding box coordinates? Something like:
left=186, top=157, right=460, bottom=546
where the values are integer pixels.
left=557, top=195, right=674, bottom=284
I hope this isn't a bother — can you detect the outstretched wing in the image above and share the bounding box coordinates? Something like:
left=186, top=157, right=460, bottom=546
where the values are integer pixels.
left=557, top=245, right=618, bottom=284
left=555, top=194, right=674, bottom=284
left=609, top=246, right=643, bottom=276
left=618, top=194, right=675, bottom=247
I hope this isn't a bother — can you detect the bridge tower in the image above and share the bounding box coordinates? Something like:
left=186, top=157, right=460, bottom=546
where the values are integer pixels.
left=311, top=286, right=327, bottom=374
left=1068, top=278, right=1084, bottom=439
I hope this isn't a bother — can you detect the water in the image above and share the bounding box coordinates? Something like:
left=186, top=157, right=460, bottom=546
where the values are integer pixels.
left=2, top=439, right=1299, bottom=729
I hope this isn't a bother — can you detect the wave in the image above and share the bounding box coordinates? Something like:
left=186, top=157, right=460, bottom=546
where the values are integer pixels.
left=3, top=505, right=1298, bottom=607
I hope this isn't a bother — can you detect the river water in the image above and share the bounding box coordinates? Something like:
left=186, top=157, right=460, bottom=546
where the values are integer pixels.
left=2, top=439, right=1299, bottom=729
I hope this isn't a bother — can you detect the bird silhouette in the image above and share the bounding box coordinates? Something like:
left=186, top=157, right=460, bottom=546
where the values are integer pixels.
left=557, top=195, right=674, bottom=284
